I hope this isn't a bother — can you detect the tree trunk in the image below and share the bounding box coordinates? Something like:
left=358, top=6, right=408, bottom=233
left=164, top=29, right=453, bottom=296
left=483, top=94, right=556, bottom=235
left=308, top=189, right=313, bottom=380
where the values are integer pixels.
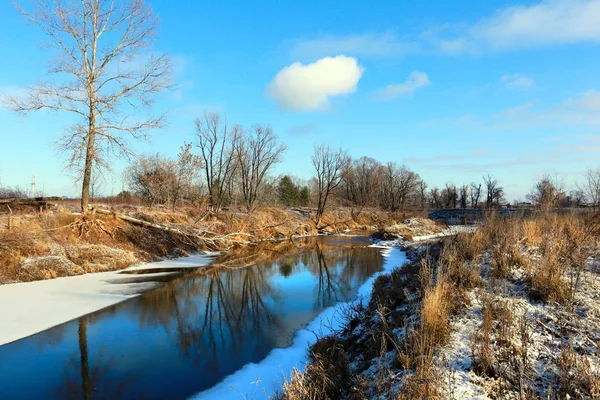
left=81, top=105, right=96, bottom=214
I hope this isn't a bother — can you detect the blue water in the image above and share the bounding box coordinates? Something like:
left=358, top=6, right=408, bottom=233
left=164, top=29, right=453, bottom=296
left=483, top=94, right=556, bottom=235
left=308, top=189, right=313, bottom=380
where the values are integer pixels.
left=0, top=236, right=384, bottom=400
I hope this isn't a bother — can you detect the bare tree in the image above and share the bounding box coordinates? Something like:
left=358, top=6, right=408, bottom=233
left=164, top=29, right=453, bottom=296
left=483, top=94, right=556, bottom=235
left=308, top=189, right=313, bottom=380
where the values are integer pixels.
left=417, top=179, right=428, bottom=210
left=493, top=186, right=506, bottom=208
left=397, top=165, right=420, bottom=211
left=469, top=182, right=482, bottom=209
left=312, top=145, right=350, bottom=225
left=582, top=167, right=600, bottom=210
left=483, top=175, right=501, bottom=210
left=527, top=174, right=563, bottom=211
left=172, top=142, right=201, bottom=210
left=235, top=124, right=287, bottom=211
left=442, top=183, right=457, bottom=209
left=429, top=187, right=442, bottom=209
left=7, top=0, right=172, bottom=214
left=459, top=184, right=468, bottom=209
left=380, top=163, right=419, bottom=211
left=126, top=154, right=176, bottom=206
left=343, top=156, right=380, bottom=212
left=194, top=113, right=238, bottom=211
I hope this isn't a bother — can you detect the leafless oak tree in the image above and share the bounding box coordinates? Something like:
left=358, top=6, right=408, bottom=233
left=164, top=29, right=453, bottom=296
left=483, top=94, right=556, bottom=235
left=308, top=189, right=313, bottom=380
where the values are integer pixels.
left=312, top=145, right=350, bottom=225
left=194, top=112, right=238, bottom=211
left=235, top=124, right=286, bottom=211
left=7, top=0, right=172, bottom=213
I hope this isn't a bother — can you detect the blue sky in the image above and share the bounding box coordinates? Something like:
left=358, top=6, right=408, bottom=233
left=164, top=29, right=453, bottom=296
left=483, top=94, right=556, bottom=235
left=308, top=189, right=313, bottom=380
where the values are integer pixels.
left=1, top=0, right=600, bottom=200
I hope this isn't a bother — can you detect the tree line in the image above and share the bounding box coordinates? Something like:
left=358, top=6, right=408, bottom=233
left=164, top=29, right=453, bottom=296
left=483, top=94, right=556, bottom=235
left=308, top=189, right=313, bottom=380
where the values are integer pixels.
left=4, top=0, right=599, bottom=221
left=121, top=112, right=600, bottom=227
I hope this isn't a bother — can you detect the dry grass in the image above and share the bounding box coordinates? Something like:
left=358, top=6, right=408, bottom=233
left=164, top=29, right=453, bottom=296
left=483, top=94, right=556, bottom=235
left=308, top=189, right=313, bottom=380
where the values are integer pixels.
left=277, top=337, right=352, bottom=400
left=467, top=213, right=596, bottom=306
left=468, top=212, right=599, bottom=398
left=279, top=212, right=599, bottom=399
left=0, top=205, right=416, bottom=284
left=557, top=341, right=600, bottom=398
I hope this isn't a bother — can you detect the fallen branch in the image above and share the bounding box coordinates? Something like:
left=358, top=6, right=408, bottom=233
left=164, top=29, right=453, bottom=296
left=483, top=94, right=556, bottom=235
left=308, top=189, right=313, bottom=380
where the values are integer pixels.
left=91, top=207, right=190, bottom=236
left=91, top=206, right=256, bottom=251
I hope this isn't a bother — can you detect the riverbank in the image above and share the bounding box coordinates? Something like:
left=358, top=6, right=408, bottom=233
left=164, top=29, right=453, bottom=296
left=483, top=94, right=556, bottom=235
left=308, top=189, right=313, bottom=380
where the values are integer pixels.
left=191, top=242, right=409, bottom=400
left=0, top=205, right=438, bottom=285
left=276, top=213, right=600, bottom=399
left=0, top=215, right=445, bottom=346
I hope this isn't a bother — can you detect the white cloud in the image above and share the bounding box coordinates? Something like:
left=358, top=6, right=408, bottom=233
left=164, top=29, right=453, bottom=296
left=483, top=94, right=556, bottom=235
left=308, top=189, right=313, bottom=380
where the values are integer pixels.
left=289, top=32, right=417, bottom=61
left=439, top=0, right=600, bottom=54
left=563, top=89, right=600, bottom=111
left=372, top=71, right=430, bottom=101
left=497, top=90, right=600, bottom=127
left=266, top=56, right=364, bottom=111
left=500, top=74, right=535, bottom=89
left=285, top=1, right=600, bottom=62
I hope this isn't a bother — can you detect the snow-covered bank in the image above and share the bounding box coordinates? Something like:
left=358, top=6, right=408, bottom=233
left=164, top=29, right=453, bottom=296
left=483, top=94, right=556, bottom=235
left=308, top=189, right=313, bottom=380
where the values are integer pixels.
left=373, top=225, right=477, bottom=248
left=440, top=250, right=600, bottom=399
left=190, top=246, right=408, bottom=400
left=0, top=253, right=215, bottom=346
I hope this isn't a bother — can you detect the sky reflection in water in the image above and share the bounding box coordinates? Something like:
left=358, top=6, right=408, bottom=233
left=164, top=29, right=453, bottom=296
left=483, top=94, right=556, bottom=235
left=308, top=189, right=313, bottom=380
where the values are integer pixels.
left=0, top=236, right=384, bottom=400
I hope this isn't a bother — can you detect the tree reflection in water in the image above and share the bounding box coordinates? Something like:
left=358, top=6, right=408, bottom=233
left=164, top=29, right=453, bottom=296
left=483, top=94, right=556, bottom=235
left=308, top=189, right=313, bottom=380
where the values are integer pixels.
left=55, top=316, right=141, bottom=400
left=0, top=236, right=386, bottom=400
left=133, top=237, right=383, bottom=373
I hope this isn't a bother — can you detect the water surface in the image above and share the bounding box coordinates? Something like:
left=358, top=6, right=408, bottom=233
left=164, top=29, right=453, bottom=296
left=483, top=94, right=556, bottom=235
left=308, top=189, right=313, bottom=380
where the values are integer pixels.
left=0, top=236, right=385, bottom=399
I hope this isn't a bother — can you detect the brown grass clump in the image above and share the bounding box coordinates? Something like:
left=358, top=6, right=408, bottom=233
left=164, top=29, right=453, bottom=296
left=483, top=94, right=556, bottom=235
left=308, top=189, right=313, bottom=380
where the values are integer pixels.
left=420, top=280, right=453, bottom=348
left=64, top=244, right=138, bottom=272
left=558, top=341, right=600, bottom=398
left=526, top=214, right=594, bottom=304
left=0, top=230, right=51, bottom=283
left=471, top=297, right=534, bottom=397
left=277, top=337, right=352, bottom=400
left=396, top=254, right=455, bottom=400
left=439, top=237, right=482, bottom=290
left=10, top=256, right=85, bottom=282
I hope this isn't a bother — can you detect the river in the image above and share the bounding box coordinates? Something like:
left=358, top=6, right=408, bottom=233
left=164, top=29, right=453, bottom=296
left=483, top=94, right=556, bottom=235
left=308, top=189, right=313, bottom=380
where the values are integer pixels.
left=0, top=235, right=406, bottom=399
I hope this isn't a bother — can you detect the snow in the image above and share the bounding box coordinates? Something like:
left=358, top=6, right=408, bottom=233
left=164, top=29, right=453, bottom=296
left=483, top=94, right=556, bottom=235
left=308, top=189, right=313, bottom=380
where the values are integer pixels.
left=0, top=253, right=215, bottom=346
left=373, top=225, right=477, bottom=248
left=189, top=246, right=408, bottom=400
left=440, top=291, right=490, bottom=399
left=439, top=250, right=600, bottom=399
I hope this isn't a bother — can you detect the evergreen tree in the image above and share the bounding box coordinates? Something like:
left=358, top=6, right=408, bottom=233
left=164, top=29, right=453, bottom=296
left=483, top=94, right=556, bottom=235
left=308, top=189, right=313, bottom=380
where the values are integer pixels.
left=278, top=175, right=300, bottom=206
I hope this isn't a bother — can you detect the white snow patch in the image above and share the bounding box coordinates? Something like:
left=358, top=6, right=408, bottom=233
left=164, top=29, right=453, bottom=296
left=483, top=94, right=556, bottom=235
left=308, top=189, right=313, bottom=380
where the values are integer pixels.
left=441, top=291, right=491, bottom=399
left=373, top=225, right=477, bottom=248
left=0, top=253, right=215, bottom=346
left=190, top=247, right=408, bottom=400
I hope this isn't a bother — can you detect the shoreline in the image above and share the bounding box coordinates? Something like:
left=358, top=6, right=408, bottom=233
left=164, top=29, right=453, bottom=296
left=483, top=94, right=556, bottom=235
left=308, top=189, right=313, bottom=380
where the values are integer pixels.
left=190, top=245, right=408, bottom=400
left=0, top=252, right=215, bottom=346
left=0, top=225, right=468, bottom=347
